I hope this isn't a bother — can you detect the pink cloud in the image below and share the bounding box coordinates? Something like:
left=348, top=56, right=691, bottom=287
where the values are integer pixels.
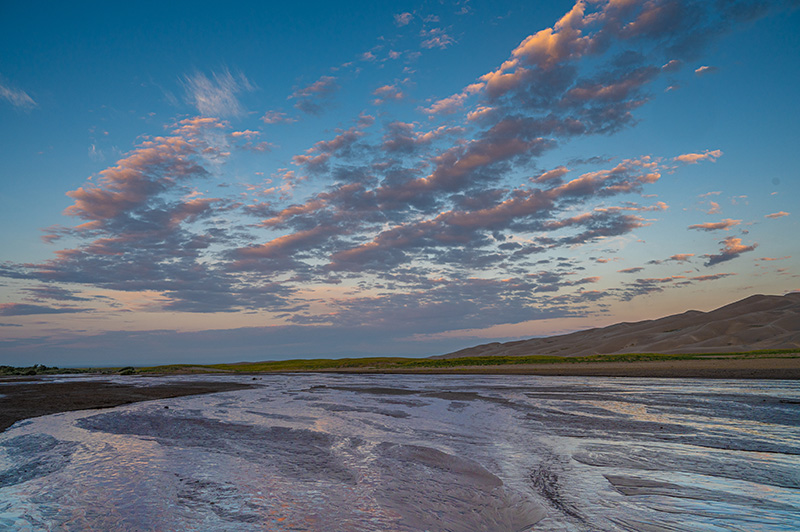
left=466, top=106, right=496, bottom=122
left=765, top=211, right=789, bottom=219
left=372, top=85, right=404, bottom=105
left=65, top=136, right=208, bottom=221
left=234, top=226, right=337, bottom=261
left=674, top=149, right=722, bottom=164
left=694, top=65, right=719, bottom=76
left=230, top=129, right=260, bottom=139
left=688, top=218, right=740, bottom=231
left=532, top=166, right=569, bottom=183
left=423, top=92, right=468, bottom=115
left=704, top=236, right=757, bottom=266
left=667, top=253, right=694, bottom=262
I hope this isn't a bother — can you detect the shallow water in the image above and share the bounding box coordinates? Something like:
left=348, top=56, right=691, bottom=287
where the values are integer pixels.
left=0, top=374, right=798, bottom=531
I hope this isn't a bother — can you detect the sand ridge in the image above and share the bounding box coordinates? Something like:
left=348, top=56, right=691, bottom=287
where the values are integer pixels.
left=437, top=293, right=800, bottom=359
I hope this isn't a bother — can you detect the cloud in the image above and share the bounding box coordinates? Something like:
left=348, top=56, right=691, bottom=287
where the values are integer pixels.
left=690, top=273, right=735, bottom=282
left=65, top=131, right=212, bottom=222
left=705, top=201, right=720, bottom=214
left=21, top=285, right=90, bottom=302
left=674, top=149, right=722, bottom=164
left=3, top=0, right=785, bottom=330
left=688, top=218, right=740, bottom=231
left=0, top=79, right=37, bottom=109
left=694, top=65, right=719, bottom=76
left=532, top=166, right=569, bottom=183
left=618, top=267, right=644, bottom=274
left=262, top=110, right=297, bottom=124
left=290, top=76, right=339, bottom=115
left=183, top=69, right=253, bottom=117
left=667, top=253, right=694, bottom=262
left=292, top=126, right=365, bottom=173
left=618, top=275, right=686, bottom=301
left=372, top=84, right=404, bottom=105
left=0, top=303, right=90, bottom=316
left=0, top=117, right=280, bottom=313
left=394, top=12, right=413, bottom=26
left=381, top=122, right=466, bottom=154
left=423, top=92, right=469, bottom=115
left=420, top=28, right=455, bottom=49
left=765, top=211, right=789, bottom=219
left=326, top=157, right=667, bottom=273
left=704, top=236, right=757, bottom=266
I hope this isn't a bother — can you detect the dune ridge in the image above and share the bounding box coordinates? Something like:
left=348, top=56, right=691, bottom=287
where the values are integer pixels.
left=438, top=293, right=800, bottom=359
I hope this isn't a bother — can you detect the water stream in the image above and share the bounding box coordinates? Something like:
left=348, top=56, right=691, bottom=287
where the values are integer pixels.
left=0, top=374, right=798, bottom=531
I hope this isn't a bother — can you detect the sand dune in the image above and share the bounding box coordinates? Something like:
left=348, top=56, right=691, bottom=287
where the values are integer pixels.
left=439, top=293, right=800, bottom=358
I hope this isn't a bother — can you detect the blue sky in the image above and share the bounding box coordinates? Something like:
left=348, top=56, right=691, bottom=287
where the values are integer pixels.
left=1, top=0, right=798, bottom=366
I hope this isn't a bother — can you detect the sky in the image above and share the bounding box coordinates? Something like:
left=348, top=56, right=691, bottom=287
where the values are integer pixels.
left=1, top=0, right=798, bottom=367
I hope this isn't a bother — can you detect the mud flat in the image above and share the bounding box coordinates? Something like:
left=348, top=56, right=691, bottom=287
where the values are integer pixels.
left=0, top=379, right=253, bottom=433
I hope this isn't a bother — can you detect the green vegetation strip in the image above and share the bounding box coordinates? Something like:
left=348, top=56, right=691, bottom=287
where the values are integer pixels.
left=135, top=349, right=798, bottom=374
left=3, top=350, right=795, bottom=376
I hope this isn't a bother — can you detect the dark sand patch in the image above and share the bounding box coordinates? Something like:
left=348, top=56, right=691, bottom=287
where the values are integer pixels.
left=0, top=379, right=254, bottom=433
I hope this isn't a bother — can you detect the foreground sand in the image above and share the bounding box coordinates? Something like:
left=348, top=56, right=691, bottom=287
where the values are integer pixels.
left=0, top=380, right=253, bottom=433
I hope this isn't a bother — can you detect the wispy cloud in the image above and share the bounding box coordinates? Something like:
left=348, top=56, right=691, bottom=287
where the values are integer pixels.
left=0, top=79, right=37, bottom=109
left=183, top=69, right=254, bottom=117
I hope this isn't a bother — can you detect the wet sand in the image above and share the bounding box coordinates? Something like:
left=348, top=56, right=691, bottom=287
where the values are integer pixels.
left=0, top=380, right=254, bottom=433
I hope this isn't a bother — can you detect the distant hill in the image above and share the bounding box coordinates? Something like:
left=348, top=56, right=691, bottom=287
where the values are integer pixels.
left=437, top=293, right=800, bottom=359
